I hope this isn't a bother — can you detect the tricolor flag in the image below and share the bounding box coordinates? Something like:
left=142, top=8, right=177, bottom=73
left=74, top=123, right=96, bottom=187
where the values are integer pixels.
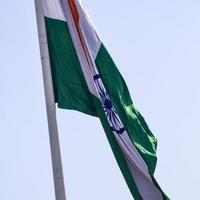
left=42, top=0, right=169, bottom=199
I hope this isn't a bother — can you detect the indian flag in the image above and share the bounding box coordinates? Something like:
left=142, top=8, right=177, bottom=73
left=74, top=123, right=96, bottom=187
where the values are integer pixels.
left=42, top=0, right=169, bottom=199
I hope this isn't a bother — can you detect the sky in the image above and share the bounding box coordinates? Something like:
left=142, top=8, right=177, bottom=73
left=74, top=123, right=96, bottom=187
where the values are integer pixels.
left=0, top=0, right=200, bottom=199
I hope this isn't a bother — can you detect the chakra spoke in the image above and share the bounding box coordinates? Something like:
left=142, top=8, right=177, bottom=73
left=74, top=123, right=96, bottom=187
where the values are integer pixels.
left=112, top=111, right=121, bottom=124
left=108, top=110, right=112, bottom=121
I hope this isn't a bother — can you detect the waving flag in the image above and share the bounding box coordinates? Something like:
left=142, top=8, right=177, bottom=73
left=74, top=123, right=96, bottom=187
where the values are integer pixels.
left=42, top=0, right=169, bottom=199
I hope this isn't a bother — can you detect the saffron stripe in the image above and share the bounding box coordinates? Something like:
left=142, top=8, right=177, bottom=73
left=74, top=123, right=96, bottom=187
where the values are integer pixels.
left=67, top=0, right=92, bottom=70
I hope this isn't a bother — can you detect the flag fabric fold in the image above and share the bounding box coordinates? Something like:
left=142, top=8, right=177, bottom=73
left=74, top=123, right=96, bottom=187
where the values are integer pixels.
left=43, top=0, right=169, bottom=199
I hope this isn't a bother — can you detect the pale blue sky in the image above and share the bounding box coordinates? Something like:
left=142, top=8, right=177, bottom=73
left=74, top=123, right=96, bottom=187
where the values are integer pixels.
left=0, top=1, right=200, bottom=199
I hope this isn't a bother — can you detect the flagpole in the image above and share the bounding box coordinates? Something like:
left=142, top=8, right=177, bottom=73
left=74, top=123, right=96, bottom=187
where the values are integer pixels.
left=34, top=0, right=67, bottom=200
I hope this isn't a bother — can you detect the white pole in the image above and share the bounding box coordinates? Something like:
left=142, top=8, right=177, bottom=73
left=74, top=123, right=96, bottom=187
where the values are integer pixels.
left=34, top=0, right=66, bottom=200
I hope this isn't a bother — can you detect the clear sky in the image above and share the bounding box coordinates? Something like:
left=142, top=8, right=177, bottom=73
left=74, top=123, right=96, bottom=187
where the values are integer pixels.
left=0, top=0, right=200, bottom=199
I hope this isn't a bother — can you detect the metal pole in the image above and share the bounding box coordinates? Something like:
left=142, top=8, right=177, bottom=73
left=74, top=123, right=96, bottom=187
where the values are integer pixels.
left=34, top=0, right=66, bottom=199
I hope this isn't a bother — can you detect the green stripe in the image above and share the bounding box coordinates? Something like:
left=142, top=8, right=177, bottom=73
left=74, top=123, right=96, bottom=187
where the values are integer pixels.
left=92, top=96, right=142, bottom=200
left=95, top=44, right=169, bottom=199
left=45, top=17, right=97, bottom=116
left=45, top=17, right=169, bottom=199
left=95, top=44, right=158, bottom=174
left=45, top=17, right=142, bottom=199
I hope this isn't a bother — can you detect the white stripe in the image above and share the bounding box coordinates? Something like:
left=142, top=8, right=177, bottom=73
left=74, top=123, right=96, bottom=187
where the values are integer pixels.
left=125, top=156, right=163, bottom=200
left=114, top=131, right=151, bottom=180
left=42, top=0, right=101, bottom=59
left=48, top=0, right=163, bottom=199
left=43, top=0, right=66, bottom=21
left=75, top=0, right=101, bottom=59
left=93, top=77, right=163, bottom=199
left=115, top=132, right=163, bottom=200
left=60, top=0, right=99, bottom=97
